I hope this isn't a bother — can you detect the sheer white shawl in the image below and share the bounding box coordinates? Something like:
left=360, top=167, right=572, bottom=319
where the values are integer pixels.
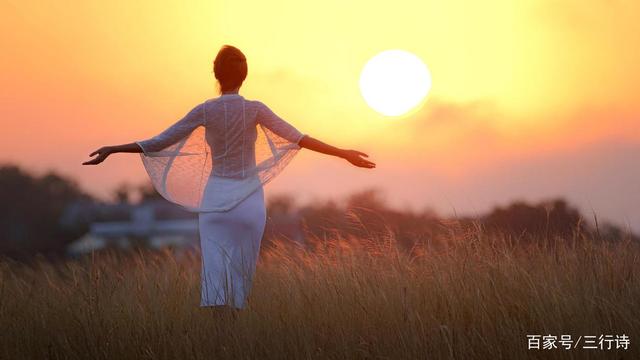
left=136, top=94, right=304, bottom=212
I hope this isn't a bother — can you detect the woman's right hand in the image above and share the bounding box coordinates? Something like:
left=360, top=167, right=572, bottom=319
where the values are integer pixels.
left=342, top=150, right=376, bottom=169
left=83, top=146, right=113, bottom=165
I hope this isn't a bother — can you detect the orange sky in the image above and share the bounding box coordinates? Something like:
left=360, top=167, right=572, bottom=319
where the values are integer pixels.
left=1, top=0, right=639, bottom=230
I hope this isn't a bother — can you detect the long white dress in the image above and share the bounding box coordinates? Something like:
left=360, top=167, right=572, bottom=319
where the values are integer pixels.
left=135, top=93, right=305, bottom=308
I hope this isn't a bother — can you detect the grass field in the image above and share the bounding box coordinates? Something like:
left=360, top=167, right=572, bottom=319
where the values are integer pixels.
left=1, top=227, right=639, bottom=359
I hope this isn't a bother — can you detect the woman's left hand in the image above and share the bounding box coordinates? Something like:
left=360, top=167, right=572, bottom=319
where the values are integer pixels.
left=342, top=150, right=376, bottom=169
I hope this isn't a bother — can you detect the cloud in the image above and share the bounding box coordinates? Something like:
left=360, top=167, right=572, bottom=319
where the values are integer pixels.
left=390, top=97, right=639, bottom=173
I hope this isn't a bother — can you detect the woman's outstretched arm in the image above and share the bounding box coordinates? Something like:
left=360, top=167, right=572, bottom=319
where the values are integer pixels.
left=83, top=102, right=206, bottom=166
left=82, top=143, right=142, bottom=165
left=254, top=102, right=375, bottom=169
left=298, top=135, right=376, bottom=169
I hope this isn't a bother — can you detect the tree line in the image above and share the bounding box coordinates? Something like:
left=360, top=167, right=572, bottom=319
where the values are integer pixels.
left=0, top=164, right=635, bottom=261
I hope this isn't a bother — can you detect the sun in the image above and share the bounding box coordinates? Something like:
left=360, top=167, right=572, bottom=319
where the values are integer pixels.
left=359, top=49, right=432, bottom=117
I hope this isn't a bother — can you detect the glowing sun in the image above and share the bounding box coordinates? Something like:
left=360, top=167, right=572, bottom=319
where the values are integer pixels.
left=359, top=49, right=432, bottom=117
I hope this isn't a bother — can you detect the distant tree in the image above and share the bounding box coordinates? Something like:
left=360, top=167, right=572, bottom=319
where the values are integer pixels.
left=263, top=194, right=302, bottom=246
left=482, top=198, right=585, bottom=240
left=298, top=198, right=345, bottom=240
left=0, top=165, right=93, bottom=260
left=110, top=182, right=163, bottom=204
left=343, top=188, right=392, bottom=239
left=137, top=182, right=163, bottom=202
left=267, top=190, right=638, bottom=250
left=281, top=188, right=447, bottom=251
left=113, top=182, right=133, bottom=203
left=346, top=188, right=388, bottom=211
left=266, top=194, right=296, bottom=216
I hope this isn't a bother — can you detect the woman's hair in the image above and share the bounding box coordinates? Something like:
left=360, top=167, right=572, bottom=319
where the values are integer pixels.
left=213, top=45, right=248, bottom=94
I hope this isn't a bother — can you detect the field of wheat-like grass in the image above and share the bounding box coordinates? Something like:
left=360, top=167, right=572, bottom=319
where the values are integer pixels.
left=1, top=228, right=639, bottom=359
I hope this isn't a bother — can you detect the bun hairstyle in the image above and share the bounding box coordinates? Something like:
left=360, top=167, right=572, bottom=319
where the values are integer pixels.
left=213, top=45, right=248, bottom=94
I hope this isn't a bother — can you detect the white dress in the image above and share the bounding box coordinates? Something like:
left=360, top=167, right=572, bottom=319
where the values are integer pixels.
left=135, top=93, right=305, bottom=308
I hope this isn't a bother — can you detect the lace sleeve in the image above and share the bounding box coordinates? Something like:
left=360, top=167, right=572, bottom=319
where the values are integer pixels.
left=255, top=101, right=305, bottom=144
left=136, top=103, right=205, bottom=153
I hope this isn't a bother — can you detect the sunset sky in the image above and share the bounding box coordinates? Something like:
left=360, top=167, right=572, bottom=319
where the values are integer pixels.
left=1, top=1, right=638, bottom=230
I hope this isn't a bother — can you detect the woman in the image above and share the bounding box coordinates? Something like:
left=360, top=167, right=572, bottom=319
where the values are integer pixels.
left=83, top=45, right=375, bottom=314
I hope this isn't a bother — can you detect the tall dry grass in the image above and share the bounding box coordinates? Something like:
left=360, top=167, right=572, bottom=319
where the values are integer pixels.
left=1, top=226, right=639, bottom=359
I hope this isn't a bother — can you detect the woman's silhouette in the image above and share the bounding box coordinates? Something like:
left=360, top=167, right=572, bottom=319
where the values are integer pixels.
left=83, top=45, right=375, bottom=316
